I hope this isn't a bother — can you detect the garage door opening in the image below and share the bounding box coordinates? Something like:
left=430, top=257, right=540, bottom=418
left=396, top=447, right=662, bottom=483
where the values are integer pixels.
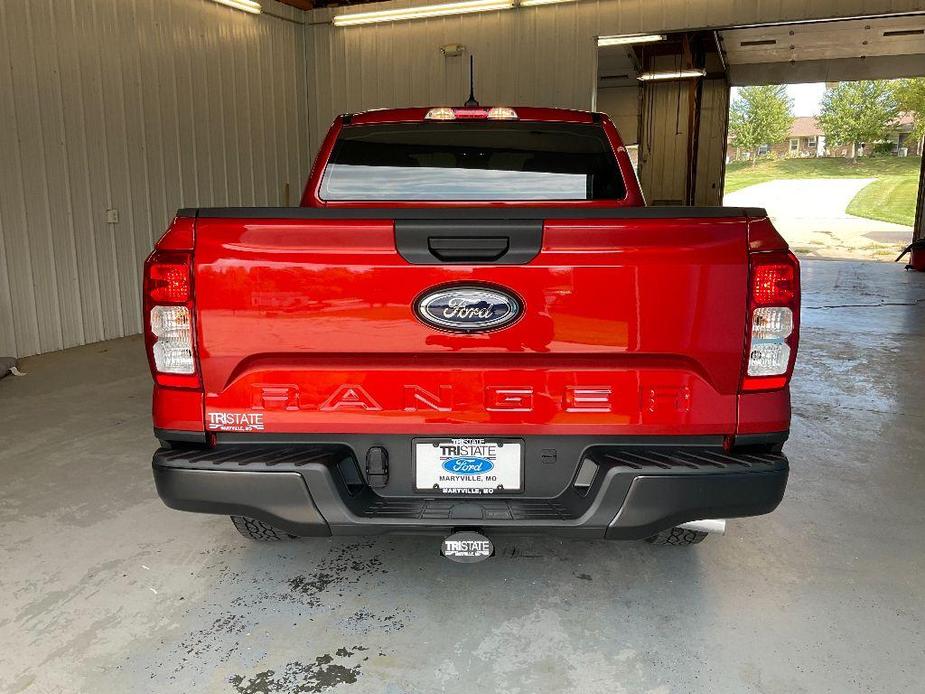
left=721, top=16, right=925, bottom=261
left=593, top=15, right=925, bottom=263
left=724, top=78, right=923, bottom=261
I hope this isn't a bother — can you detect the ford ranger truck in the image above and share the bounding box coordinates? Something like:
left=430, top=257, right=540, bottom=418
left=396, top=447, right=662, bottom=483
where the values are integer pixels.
left=146, top=106, right=798, bottom=556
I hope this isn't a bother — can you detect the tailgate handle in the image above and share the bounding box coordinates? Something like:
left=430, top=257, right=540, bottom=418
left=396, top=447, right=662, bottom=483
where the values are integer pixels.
left=395, top=220, right=542, bottom=265
left=427, top=236, right=509, bottom=262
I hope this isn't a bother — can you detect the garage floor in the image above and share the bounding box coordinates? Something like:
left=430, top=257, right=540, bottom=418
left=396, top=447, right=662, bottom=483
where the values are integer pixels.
left=1, top=259, right=923, bottom=694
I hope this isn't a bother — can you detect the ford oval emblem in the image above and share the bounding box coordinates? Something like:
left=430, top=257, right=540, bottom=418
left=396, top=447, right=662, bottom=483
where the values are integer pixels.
left=416, top=285, right=522, bottom=333
left=441, top=457, right=495, bottom=475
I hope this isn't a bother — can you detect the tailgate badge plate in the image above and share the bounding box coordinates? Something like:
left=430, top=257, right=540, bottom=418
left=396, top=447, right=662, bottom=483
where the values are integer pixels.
left=415, top=285, right=522, bottom=333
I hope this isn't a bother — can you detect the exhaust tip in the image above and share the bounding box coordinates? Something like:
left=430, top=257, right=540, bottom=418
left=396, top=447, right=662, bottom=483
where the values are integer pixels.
left=678, top=519, right=727, bottom=535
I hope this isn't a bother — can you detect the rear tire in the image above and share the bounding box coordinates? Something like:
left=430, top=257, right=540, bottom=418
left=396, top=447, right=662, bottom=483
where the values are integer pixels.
left=230, top=515, right=297, bottom=541
left=645, top=527, right=708, bottom=546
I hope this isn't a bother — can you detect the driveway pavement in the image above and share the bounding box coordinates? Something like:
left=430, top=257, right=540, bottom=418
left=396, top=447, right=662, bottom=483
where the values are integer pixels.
left=724, top=178, right=913, bottom=260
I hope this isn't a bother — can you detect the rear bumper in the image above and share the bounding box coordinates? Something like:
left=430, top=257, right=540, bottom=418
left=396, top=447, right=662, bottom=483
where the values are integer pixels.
left=152, top=440, right=788, bottom=540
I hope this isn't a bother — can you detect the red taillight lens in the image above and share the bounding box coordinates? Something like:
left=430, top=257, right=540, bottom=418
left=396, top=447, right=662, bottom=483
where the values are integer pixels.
left=741, top=251, right=800, bottom=393
left=147, top=261, right=191, bottom=303
left=751, top=262, right=795, bottom=306
left=453, top=108, right=490, bottom=119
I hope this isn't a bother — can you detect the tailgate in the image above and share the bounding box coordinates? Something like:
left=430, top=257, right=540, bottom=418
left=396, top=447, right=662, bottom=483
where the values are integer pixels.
left=193, top=210, right=748, bottom=436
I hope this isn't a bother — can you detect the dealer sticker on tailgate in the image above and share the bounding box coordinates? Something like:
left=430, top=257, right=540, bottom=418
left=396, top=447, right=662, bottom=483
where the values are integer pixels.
left=415, top=438, right=522, bottom=494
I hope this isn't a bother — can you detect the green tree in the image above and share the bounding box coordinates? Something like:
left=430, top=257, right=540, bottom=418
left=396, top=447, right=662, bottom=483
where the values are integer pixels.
left=818, top=81, right=899, bottom=162
left=729, top=85, right=794, bottom=165
left=892, top=77, right=925, bottom=148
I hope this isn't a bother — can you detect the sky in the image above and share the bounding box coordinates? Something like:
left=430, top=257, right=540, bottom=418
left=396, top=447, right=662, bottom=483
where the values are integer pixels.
left=786, top=83, right=827, bottom=117
left=732, top=83, right=827, bottom=117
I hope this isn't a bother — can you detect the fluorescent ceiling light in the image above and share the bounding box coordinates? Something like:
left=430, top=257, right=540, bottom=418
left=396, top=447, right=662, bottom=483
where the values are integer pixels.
left=521, top=0, right=577, bottom=6
left=333, top=0, right=514, bottom=27
left=637, top=68, right=706, bottom=81
left=598, top=34, right=667, bottom=47
left=212, top=0, right=261, bottom=14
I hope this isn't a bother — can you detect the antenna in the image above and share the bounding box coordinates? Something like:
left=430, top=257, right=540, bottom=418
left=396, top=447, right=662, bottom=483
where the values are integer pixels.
left=464, top=55, right=479, bottom=107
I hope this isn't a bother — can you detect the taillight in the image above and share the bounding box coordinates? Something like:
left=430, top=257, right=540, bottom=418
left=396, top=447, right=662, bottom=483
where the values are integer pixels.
left=143, top=248, right=199, bottom=388
left=742, top=251, right=800, bottom=392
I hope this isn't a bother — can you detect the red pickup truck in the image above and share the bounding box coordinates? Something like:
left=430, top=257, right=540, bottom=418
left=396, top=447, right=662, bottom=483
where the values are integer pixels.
left=146, top=106, right=798, bottom=560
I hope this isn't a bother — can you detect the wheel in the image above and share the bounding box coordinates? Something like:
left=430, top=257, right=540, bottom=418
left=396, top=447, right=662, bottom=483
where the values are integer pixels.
left=645, top=526, right=709, bottom=546
left=230, top=515, right=297, bottom=541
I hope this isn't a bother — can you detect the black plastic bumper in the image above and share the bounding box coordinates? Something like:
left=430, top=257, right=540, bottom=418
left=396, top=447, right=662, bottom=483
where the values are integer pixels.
left=152, top=441, right=788, bottom=540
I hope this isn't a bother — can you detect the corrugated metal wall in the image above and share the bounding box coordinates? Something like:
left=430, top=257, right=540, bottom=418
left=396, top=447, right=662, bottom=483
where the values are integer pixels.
left=596, top=86, right=639, bottom=144
left=0, top=0, right=309, bottom=358
left=304, top=4, right=597, bottom=154
left=305, top=0, right=925, bottom=154
left=637, top=65, right=692, bottom=205
left=5, top=0, right=925, bottom=357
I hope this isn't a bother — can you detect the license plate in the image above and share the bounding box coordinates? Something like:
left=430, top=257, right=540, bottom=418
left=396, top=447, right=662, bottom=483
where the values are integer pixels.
left=414, top=438, right=523, bottom=494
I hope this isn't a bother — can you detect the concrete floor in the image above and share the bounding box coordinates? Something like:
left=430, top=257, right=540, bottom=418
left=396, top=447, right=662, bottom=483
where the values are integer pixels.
left=2, top=259, right=924, bottom=693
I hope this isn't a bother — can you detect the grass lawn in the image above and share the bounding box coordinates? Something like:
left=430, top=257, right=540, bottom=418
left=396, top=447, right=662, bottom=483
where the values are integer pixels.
left=725, top=156, right=921, bottom=227
left=846, top=175, right=919, bottom=227
left=725, top=156, right=922, bottom=192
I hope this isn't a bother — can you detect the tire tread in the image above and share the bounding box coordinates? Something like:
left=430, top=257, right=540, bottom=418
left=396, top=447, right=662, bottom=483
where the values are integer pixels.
left=645, top=526, right=709, bottom=546
left=230, top=515, right=294, bottom=541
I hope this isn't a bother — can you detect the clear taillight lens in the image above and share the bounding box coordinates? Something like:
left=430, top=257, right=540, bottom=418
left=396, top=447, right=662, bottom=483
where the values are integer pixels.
left=751, top=307, right=793, bottom=341
left=425, top=107, right=456, bottom=120
left=747, top=307, right=793, bottom=376
left=150, top=306, right=194, bottom=374
left=748, top=342, right=792, bottom=377
left=487, top=107, right=518, bottom=120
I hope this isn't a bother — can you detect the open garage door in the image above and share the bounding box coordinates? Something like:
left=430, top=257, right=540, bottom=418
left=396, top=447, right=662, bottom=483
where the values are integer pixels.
left=594, top=14, right=925, bottom=261
left=720, top=15, right=925, bottom=262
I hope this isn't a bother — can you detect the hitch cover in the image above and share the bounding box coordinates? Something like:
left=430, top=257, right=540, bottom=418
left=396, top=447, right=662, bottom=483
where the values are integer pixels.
left=441, top=531, right=494, bottom=563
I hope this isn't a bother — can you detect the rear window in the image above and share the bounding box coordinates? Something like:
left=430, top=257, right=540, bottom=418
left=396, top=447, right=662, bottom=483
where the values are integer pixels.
left=319, top=121, right=626, bottom=202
